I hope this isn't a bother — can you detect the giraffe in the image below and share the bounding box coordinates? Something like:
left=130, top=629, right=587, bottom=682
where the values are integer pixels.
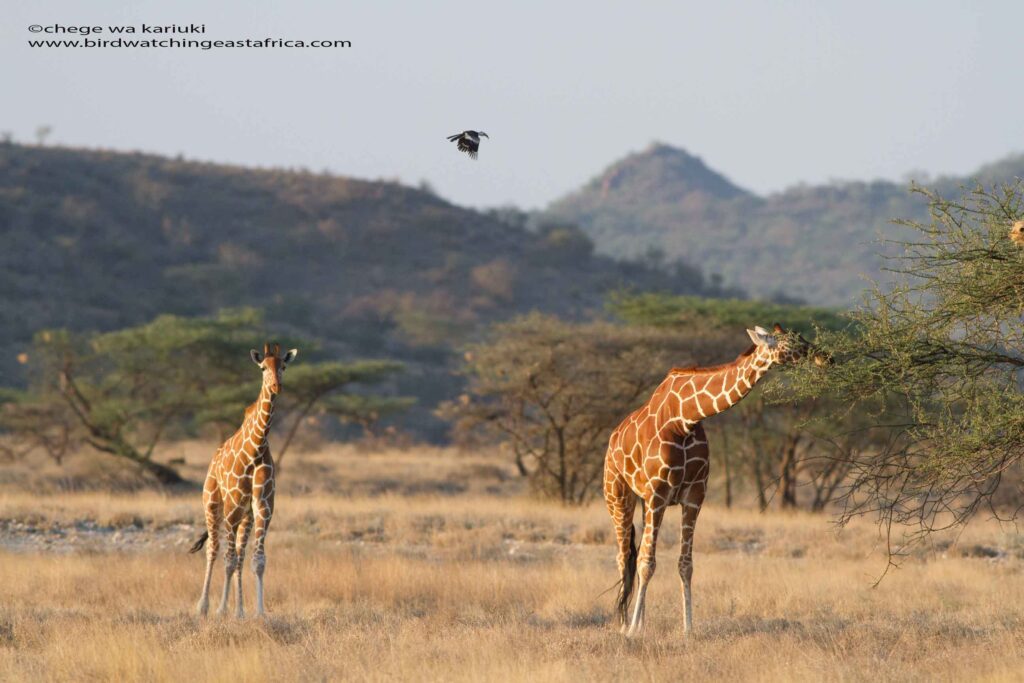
left=189, top=342, right=298, bottom=618
left=604, top=323, right=828, bottom=637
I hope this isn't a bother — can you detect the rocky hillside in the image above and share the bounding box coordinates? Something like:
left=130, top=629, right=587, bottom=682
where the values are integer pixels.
left=544, top=143, right=1024, bottom=305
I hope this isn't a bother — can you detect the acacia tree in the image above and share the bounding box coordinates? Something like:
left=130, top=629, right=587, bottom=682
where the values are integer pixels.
left=442, top=314, right=718, bottom=504
left=1, top=310, right=268, bottom=484
left=786, top=183, right=1024, bottom=558
left=1, top=309, right=409, bottom=484
left=272, top=360, right=411, bottom=471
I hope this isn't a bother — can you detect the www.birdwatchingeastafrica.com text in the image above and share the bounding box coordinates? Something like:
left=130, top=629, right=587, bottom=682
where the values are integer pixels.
left=26, top=23, right=352, bottom=50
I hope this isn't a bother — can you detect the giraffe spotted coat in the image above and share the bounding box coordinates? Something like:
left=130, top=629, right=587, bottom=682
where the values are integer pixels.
left=604, top=324, right=825, bottom=637
left=193, top=343, right=297, bottom=618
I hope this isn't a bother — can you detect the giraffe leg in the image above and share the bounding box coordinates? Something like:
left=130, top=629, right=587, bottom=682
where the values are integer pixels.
left=196, top=475, right=222, bottom=617
left=677, top=433, right=709, bottom=635
left=603, top=474, right=637, bottom=634
left=252, top=460, right=275, bottom=617
left=234, top=510, right=253, bottom=618
left=216, top=511, right=241, bottom=617
left=678, top=490, right=704, bottom=635
left=626, top=501, right=666, bottom=638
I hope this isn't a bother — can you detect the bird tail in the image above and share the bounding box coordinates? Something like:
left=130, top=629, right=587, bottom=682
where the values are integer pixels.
left=446, top=134, right=461, bottom=141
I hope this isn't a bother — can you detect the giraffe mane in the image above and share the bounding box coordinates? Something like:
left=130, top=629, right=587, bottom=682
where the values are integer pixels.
left=669, top=344, right=757, bottom=375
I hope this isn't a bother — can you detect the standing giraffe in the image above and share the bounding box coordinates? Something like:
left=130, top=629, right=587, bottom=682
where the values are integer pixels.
left=190, top=342, right=298, bottom=618
left=604, top=323, right=827, bottom=637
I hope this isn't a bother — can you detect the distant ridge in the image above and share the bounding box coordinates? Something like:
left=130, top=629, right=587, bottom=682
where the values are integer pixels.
left=544, top=144, right=1024, bottom=306
left=0, top=143, right=730, bottom=438
left=585, top=142, right=752, bottom=203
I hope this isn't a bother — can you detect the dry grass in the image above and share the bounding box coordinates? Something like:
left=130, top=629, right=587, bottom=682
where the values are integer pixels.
left=1, top=444, right=1023, bottom=682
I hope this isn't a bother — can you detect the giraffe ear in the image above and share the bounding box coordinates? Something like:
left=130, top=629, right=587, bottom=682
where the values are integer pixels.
left=773, top=322, right=784, bottom=333
left=747, top=328, right=778, bottom=348
left=282, top=348, right=298, bottom=365
left=250, top=349, right=263, bottom=365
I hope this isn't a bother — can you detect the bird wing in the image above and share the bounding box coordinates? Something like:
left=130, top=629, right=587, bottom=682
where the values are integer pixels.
left=456, top=137, right=480, bottom=158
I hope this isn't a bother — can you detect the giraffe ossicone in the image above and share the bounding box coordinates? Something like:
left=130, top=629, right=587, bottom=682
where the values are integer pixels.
left=603, top=323, right=825, bottom=637
left=190, top=342, right=298, bottom=618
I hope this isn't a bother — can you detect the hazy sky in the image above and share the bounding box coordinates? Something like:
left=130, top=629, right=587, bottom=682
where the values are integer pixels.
left=5, top=1, right=1023, bottom=209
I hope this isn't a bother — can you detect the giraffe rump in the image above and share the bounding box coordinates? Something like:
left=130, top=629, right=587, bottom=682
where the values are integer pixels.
left=615, top=499, right=642, bottom=626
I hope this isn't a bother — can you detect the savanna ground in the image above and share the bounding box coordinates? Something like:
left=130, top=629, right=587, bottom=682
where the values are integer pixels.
left=1, top=443, right=1023, bottom=682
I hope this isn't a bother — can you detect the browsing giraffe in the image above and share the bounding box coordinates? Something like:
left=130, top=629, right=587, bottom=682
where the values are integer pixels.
left=190, top=342, right=298, bottom=618
left=604, top=323, right=828, bottom=637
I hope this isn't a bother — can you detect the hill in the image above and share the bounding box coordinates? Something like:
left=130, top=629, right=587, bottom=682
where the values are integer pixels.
left=543, top=143, right=1024, bottom=305
left=0, top=143, right=727, bottom=438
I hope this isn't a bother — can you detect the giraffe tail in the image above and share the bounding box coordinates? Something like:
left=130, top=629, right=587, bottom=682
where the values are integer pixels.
left=188, top=531, right=209, bottom=554
left=615, top=499, right=642, bottom=626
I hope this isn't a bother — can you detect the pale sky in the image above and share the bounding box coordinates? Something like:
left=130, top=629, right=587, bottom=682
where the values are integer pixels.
left=4, top=1, right=1023, bottom=209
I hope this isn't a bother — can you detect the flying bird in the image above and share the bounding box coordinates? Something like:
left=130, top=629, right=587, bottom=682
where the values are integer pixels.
left=447, top=130, right=489, bottom=159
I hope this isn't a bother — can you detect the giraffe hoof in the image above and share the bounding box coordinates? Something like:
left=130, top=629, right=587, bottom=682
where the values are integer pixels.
left=196, top=602, right=209, bottom=618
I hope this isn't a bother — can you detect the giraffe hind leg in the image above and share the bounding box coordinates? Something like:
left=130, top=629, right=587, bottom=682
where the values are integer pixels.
left=626, top=501, right=666, bottom=638
left=196, top=477, right=222, bottom=618
left=217, top=512, right=241, bottom=617
left=604, top=475, right=638, bottom=633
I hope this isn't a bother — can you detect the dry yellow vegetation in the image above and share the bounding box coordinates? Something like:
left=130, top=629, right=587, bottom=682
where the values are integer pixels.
left=1, top=444, right=1023, bottom=682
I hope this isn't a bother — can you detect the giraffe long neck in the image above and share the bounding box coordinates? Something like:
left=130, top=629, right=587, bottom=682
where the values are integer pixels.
left=243, top=380, right=276, bottom=446
left=667, top=348, right=774, bottom=428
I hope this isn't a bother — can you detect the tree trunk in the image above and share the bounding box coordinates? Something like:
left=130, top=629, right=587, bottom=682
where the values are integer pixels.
left=751, top=446, right=768, bottom=512
left=88, top=437, right=189, bottom=485
left=779, top=434, right=801, bottom=509
left=138, top=457, right=189, bottom=485
left=720, top=426, right=733, bottom=508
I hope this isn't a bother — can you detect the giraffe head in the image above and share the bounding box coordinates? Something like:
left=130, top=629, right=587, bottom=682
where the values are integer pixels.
left=746, top=323, right=830, bottom=367
left=1010, top=220, right=1024, bottom=247
left=249, top=342, right=299, bottom=394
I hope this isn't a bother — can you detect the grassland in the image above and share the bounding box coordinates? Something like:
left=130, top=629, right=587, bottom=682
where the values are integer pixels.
left=1, top=444, right=1023, bottom=682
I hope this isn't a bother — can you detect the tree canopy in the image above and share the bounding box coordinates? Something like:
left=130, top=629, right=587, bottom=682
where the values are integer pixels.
left=442, top=313, right=727, bottom=504
left=784, top=182, right=1024, bottom=558
left=0, top=308, right=408, bottom=484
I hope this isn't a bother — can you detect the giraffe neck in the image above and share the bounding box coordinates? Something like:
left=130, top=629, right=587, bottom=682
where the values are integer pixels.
left=243, top=380, right=276, bottom=447
left=669, top=346, right=774, bottom=425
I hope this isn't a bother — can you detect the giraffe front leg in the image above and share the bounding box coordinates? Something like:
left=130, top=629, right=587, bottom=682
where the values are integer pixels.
left=234, top=511, right=253, bottom=619
left=678, top=498, right=703, bottom=635
left=677, top=436, right=708, bottom=636
left=252, top=463, right=275, bottom=617
left=626, top=501, right=665, bottom=638
left=217, top=515, right=240, bottom=617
